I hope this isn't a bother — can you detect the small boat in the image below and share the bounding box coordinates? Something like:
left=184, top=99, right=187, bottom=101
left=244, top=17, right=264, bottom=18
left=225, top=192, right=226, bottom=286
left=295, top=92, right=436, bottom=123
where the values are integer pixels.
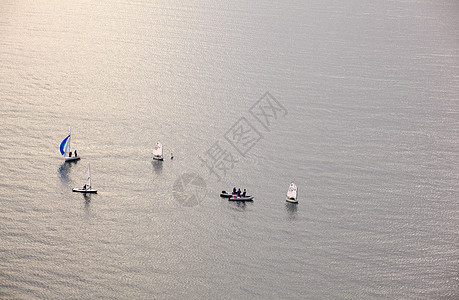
left=72, top=164, right=97, bottom=193
left=220, top=191, right=253, bottom=201
left=219, top=191, right=234, bottom=198
left=153, top=141, right=164, bottom=161
left=60, top=128, right=80, bottom=162
left=286, top=182, right=298, bottom=203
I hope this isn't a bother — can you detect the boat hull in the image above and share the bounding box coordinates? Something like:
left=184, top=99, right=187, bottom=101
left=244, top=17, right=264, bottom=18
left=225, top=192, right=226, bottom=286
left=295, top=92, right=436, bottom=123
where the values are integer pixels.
left=65, top=156, right=80, bottom=162
left=219, top=192, right=234, bottom=198
left=72, top=188, right=97, bottom=194
left=286, top=197, right=298, bottom=203
left=153, top=156, right=163, bottom=161
left=220, top=192, right=253, bottom=200
left=228, top=196, right=253, bottom=201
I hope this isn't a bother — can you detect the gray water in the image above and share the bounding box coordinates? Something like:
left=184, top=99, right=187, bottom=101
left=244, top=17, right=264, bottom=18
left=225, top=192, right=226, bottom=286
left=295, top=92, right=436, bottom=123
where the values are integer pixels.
left=1, top=1, right=458, bottom=299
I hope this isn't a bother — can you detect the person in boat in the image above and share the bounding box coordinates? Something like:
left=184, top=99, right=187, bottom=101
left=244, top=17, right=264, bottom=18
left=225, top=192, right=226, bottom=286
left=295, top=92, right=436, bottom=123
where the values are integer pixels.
left=74, top=150, right=77, bottom=157
left=242, top=189, right=246, bottom=197
left=232, top=187, right=236, bottom=195
left=237, top=188, right=241, bottom=197
left=69, top=151, right=72, bottom=157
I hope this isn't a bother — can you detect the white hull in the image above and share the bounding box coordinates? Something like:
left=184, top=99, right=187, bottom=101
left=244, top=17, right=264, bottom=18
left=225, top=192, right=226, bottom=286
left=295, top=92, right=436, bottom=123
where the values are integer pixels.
left=73, top=188, right=97, bottom=194
left=65, top=156, right=80, bottom=162
left=153, top=156, right=163, bottom=161
left=286, top=197, right=298, bottom=203
left=229, top=195, right=254, bottom=201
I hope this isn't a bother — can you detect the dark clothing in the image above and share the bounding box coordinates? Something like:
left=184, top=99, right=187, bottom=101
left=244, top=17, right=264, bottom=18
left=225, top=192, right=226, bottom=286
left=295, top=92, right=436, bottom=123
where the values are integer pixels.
left=237, top=189, right=241, bottom=196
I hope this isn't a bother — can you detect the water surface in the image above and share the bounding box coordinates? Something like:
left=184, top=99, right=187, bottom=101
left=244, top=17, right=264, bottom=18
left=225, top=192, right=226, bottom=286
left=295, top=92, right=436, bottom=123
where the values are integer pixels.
left=0, top=0, right=458, bottom=299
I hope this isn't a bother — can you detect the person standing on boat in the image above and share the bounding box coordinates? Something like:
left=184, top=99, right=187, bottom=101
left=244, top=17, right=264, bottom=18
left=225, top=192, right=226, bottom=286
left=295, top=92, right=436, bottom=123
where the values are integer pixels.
left=233, top=187, right=236, bottom=195
left=237, top=188, right=241, bottom=197
left=74, top=150, right=77, bottom=157
left=242, top=189, right=246, bottom=197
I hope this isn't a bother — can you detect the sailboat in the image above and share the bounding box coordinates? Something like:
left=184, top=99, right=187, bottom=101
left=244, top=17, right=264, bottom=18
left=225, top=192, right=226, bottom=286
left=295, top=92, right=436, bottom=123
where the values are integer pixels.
left=60, top=128, right=80, bottom=162
left=286, top=182, right=298, bottom=203
left=73, top=164, right=97, bottom=193
left=153, top=141, right=164, bottom=161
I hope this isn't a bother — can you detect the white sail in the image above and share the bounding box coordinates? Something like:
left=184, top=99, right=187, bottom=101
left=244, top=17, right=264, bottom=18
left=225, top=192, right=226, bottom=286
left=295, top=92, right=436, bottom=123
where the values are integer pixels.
left=86, top=164, right=91, bottom=189
left=153, top=141, right=163, bottom=159
left=287, top=182, right=297, bottom=200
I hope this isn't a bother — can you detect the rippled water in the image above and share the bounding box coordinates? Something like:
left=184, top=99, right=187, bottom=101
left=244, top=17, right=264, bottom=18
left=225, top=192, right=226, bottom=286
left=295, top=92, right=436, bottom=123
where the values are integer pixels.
left=1, top=0, right=458, bottom=299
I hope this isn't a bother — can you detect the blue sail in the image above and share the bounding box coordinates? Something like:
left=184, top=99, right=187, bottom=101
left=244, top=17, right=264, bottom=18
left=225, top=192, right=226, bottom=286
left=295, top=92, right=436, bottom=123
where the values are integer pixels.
left=60, top=135, right=70, bottom=155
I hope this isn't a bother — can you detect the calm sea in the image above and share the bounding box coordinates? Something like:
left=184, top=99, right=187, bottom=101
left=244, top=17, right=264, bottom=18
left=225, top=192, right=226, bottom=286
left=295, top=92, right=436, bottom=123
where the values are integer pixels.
left=1, top=0, right=458, bottom=299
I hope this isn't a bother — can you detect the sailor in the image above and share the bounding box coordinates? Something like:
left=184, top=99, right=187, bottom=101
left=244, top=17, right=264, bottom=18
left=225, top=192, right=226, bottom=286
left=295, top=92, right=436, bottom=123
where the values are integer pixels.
left=69, top=151, right=72, bottom=157
left=242, top=189, right=246, bottom=197
left=232, top=187, right=236, bottom=195
left=74, top=150, right=77, bottom=157
left=237, top=188, right=241, bottom=197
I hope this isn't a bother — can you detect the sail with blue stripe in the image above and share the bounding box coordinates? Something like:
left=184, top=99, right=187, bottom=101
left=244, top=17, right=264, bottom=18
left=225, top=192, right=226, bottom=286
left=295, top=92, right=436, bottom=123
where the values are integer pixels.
left=60, top=135, right=70, bottom=155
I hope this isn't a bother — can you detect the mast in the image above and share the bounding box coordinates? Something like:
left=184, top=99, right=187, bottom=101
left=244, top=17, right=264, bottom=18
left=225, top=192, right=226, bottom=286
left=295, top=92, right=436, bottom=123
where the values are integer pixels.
left=86, top=164, right=91, bottom=189
left=67, top=127, right=71, bottom=156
